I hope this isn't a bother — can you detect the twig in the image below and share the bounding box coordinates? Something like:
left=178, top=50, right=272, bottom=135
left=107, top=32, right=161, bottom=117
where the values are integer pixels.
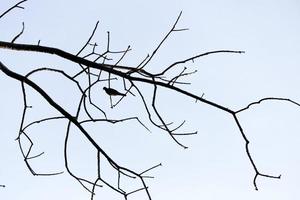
left=140, top=11, right=186, bottom=69
left=76, top=21, right=99, bottom=56
left=156, top=50, right=245, bottom=76
left=0, top=0, right=27, bottom=19
left=11, top=22, right=25, bottom=43
left=152, top=80, right=188, bottom=149
left=236, top=97, right=300, bottom=113
left=80, top=117, right=150, bottom=132
left=140, top=163, right=162, bottom=175
left=233, top=114, right=281, bottom=190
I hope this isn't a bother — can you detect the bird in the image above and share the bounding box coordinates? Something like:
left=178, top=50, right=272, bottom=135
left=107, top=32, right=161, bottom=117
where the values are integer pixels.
left=103, top=87, right=126, bottom=96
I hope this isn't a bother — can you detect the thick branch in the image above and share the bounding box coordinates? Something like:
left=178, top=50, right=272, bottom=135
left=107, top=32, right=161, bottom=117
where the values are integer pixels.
left=0, top=41, right=234, bottom=114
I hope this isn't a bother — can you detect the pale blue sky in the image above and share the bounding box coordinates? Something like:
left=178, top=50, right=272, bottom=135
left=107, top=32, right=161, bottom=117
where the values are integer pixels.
left=0, top=0, right=300, bottom=200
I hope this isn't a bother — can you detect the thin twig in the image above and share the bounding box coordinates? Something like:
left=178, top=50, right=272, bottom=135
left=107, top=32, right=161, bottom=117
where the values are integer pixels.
left=236, top=97, right=300, bottom=113
left=156, top=50, right=245, bottom=76
left=141, top=11, right=186, bottom=69
left=76, top=21, right=99, bottom=56
left=0, top=0, right=27, bottom=19
left=11, top=22, right=25, bottom=43
left=140, top=163, right=162, bottom=175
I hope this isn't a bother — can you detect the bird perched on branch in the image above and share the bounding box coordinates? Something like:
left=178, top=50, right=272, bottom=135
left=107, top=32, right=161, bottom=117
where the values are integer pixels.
left=103, top=87, right=126, bottom=96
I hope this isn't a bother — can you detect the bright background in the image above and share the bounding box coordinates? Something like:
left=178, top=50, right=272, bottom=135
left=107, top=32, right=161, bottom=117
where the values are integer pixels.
left=0, top=0, right=300, bottom=199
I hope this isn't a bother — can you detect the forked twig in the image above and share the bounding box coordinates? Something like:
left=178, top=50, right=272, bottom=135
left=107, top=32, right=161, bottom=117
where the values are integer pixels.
left=0, top=0, right=27, bottom=19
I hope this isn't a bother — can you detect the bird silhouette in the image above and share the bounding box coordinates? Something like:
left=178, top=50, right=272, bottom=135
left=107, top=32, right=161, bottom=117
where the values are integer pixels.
left=103, top=87, right=126, bottom=96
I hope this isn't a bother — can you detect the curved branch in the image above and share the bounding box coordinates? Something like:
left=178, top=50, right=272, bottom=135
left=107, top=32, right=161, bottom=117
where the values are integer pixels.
left=0, top=0, right=27, bottom=19
left=232, top=114, right=281, bottom=190
left=236, top=97, right=300, bottom=113
left=76, top=21, right=99, bottom=56
left=140, top=11, right=187, bottom=69
left=11, top=22, right=25, bottom=43
left=152, top=81, right=188, bottom=149
left=156, top=50, right=244, bottom=76
left=25, top=67, right=85, bottom=95
left=22, top=116, right=66, bottom=132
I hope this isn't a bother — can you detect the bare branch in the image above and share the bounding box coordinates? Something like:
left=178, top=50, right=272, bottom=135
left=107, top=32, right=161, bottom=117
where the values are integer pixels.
left=0, top=0, right=27, bottom=19
left=126, top=186, right=149, bottom=196
left=80, top=116, right=150, bottom=132
left=0, top=39, right=280, bottom=193
left=11, top=22, right=25, bottom=43
left=233, top=114, right=281, bottom=190
left=0, top=7, right=297, bottom=199
left=114, top=45, right=131, bottom=66
left=22, top=116, right=66, bottom=132
left=76, top=21, right=99, bottom=56
left=141, top=11, right=186, bottom=69
left=140, top=163, right=162, bottom=175
left=168, top=67, right=197, bottom=86
left=236, top=97, right=300, bottom=113
left=91, top=178, right=101, bottom=200
left=0, top=62, right=152, bottom=199
left=152, top=81, right=188, bottom=149
left=27, top=152, right=45, bottom=160
left=156, top=50, right=245, bottom=76
left=25, top=67, right=86, bottom=95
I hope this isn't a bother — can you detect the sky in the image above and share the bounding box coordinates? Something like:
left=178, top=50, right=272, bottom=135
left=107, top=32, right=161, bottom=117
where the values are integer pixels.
left=0, top=0, right=300, bottom=199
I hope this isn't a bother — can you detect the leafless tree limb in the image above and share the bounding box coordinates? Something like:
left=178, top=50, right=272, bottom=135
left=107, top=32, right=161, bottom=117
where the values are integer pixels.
left=140, top=163, right=162, bottom=176
left=1, top=3, right=299, bottom=199
left=80, top=116, right=150, bottom=132
left=140, top=11, right=187, bottom=70
left=236, top=97, right=300, bottom=113
left=11, top=22, right=25, bottom=43
left=0, top=60, right=152, bottom=199
left=232, top=114, right=281, bottom=190
left=0, top=0, right=27, bottom=19
left=76, top=21, right=100, bottom=56
left=0, top=39, right=285, bottom=193
left=156, top=50, right=245, bottom=76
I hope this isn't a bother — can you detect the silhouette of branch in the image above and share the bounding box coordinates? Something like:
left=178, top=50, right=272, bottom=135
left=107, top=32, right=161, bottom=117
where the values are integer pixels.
left=140, top=11, right=187, bottom=70
left=11, top=22, right=25, bottom=43
left=80, top=116, right=150, bottom=132
left=140, top=163, right=162, bottom=176
left=25, top=67, right=85, bottom=94
left=22, top=116, right=66, bottom=132
left=152, top=81, right=188, bottom=149
left=232, top=114, right=281, bottom=190
left=0, top=4, right=298, bottom=199
left=76, top=21, right=99, bottom=56
left=0, top=0, right=27, bottom=19
left=0, top=61, right=152, bottom=199
left=13, top=78, right=64, bottom=177
left=0, top=36, right=284, bottom=193
left=156, top=50, right=245, bottom=76
left=236, top=97, right=300, bottom=113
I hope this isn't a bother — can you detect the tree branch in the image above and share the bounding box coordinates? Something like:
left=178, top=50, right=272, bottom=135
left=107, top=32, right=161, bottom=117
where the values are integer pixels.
left=0, top=61, right=152, bottom=199
left=0, top=0, right=27, bottom=19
